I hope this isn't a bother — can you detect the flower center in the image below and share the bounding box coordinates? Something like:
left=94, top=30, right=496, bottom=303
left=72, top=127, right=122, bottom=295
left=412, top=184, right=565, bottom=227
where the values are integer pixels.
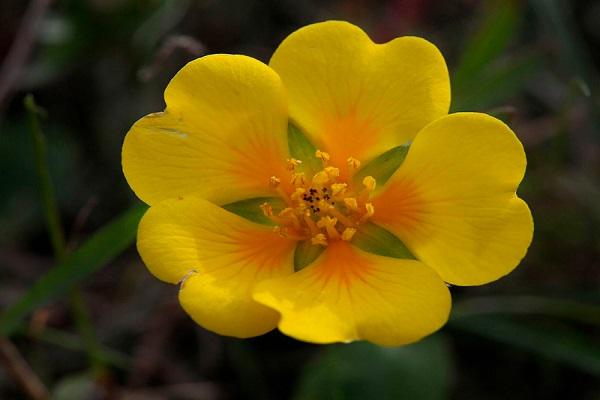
left=261, top=150, right=376, bottom=246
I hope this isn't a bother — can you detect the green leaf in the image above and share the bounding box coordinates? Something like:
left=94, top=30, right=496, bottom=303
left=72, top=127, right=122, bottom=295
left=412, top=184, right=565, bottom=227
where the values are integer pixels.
left=222, top=197, right=285, bottom=225
left=353, top=145, right=409, bottom=187
left=352, top=222, right=415, bottom=259
left=288, top=122, right=322, bottom=174
left=293, top=240, right=324, bottom=271
left=0, top=204, right=147, bottom=337
left=293, top=334, right=453, bottom=400
left=453, top=0, right=521, bottom=91
left=450, top=315, right=600, bottom=376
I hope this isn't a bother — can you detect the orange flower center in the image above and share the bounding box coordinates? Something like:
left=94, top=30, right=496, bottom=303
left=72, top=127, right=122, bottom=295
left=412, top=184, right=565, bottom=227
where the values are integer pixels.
left=261, top=150, right=376, bottom=246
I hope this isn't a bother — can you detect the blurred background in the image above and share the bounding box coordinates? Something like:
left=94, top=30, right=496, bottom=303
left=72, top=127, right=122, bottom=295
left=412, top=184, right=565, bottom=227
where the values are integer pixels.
left=1, top=0, right=599, bottom=399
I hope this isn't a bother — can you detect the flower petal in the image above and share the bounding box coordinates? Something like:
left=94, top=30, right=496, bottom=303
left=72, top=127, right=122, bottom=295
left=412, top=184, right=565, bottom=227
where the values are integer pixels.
left=137, top=196, right=296, bottom=337
left=122, top=54, right=290, bottom=206
left=269, top=21, right=450, bottom=176
left=372, top=113, right=533, bottom=286
left=254, top=241, right=450, bottom=346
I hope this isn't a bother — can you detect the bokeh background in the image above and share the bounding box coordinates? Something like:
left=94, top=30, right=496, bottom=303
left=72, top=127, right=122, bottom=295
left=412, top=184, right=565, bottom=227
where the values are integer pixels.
left=1, top=0, right=599, bottom=399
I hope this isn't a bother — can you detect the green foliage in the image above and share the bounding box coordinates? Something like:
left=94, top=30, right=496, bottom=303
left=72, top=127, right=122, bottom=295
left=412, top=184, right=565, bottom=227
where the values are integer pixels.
left=288, top=122, right=322, bottom=174
left=352, top=222, right=415, bottom=259
left=353, top=145, right=409, bottom=187
left=222, top=197, right=285, bottom=225
left=0, top=204, right=147, bottom=336
left=293, top=240, right=324, bottom=271
left=294, top=334, right=453, bottom=400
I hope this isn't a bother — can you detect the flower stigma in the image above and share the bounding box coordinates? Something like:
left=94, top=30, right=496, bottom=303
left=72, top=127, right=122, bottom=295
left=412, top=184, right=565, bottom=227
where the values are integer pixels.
left=261, top=150, right=376, bottom=246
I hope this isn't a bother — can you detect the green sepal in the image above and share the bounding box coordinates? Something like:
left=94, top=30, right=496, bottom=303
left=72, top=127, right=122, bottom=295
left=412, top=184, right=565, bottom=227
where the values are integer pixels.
left=353, top=145, right=409, bottom=187
left=222, top=197, right=285, bottom=225
left=294, top=240, right=324, bottom=272
left=288, top=122, right=322, bottom=174
left=352, top=222, right=415, bottom=259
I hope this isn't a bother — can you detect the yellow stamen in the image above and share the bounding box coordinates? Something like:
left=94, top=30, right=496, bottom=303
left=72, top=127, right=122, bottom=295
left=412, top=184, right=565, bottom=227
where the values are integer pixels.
left=311, top=233, right=328, bottom=246
left=341, top=227, right=357, bottom=241
left=327, top=207, right=356, bottom=227
left=362, top=176, right=376, bottom=191
left=291, top=172, right=307, bottom=187
left=347, top=156, right=361, bottom=169
left=359, top=202, right=375, bottom=223
left=331, top=183, right=348, bottom=197
left=315, top=149, right=330, bottom=165
left=260, top=202, right=273, bottom=217
left=317, top=216, right=339, bottom=239
left=324, top=166, right=340, bottom=179
left=286, top=158, right=302, bottom=171
left=312, top=171, right=329, bottom=186
left=290, top=187, right=306, bottom=201
left=269, top=176, right=281, bottom=188
left=343, top=197, right=358, bottom=211
left=279, top=207, right=301, bottom=230
left=303, top=213, right=319, bottom=235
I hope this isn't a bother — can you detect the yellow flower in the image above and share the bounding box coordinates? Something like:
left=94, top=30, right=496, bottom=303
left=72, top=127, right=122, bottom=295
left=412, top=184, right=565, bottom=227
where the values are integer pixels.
left=122, top=21, right=533, bottom=346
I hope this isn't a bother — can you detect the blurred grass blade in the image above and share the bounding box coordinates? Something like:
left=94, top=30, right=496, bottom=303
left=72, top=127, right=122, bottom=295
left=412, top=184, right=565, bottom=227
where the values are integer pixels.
left=453, top=0, right=521, bottom=92
left=451, top=315, right=600, bottom=376
left=24, top=94, right=66, bottom=261
left=0, top=204, right=147, bottom=337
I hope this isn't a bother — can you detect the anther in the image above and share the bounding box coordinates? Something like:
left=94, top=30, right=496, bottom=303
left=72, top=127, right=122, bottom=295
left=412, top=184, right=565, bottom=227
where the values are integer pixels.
left=343, top=197, right=358, bottom=211
left=341, top=227, right=357, bottom=241
left=269, top=176, right=281, bottom=188
left=290, top=187, right=306, bottom=201
left=362, top=176, right=376, bottom=192
left=359, top=202, right=375, bottom=223
left=324, top=166, right=340, bottom=179
left=260, top=202, right=273, bottom=217
left=317, top=216, right=340, bottom=239
left=331, top=183, right=348, bottom=197
left=315, top=149, right=330, bottom=165
left=311, top=233, right=328, bottom=246
left=286, top=158, right=302, bottom=171
left=347, top=156, right=361, bottom=169
left=312, top=171, right=329, bottom=185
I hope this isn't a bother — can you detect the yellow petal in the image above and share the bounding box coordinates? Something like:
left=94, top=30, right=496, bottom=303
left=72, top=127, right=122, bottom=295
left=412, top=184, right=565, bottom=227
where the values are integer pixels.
left=372, top=113, right=533, bottom=286
left=122, top=54, right=290, bottom=206
left=254, top=241, right=450, bottom=346
left=137, top=197, right=296, bottom=337
left=270, top=21, right=450, bottom=178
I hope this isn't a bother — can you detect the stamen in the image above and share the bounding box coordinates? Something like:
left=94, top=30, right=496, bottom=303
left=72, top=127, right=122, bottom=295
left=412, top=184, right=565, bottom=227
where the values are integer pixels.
left=302, top=213, right=319, bottom=235
left=269, top=176, right=281, bottom=188
left=311, top=233, right=328, bottom=246
left=279, top=207, right=301, bottom=230
left=260, top=202, right=273, bottom=217
left=359, top=202, right=375, bottom=223
left=291, top=172, right=307, bottom=187
left=331, top=183, right=348, bottom=197
left=327, top=207, right=356, bottom=227
left=286, top=158, right=302, bottom=171
left=343, top=197, right=359, bottom=211
left=312, top=171, right=329, bottom=185
left=290, top=187, right=306, bottom=201
left=341, top=227, right=357, bottom=241
left=324, top=166, right=340, bottom=179
left=347, top=156, right=361, bottom=169
left=362, top=176, right=376, bottom=191
left=317, top=216, right=339, bottom=239
left=315, top=149, right=330, bottom=165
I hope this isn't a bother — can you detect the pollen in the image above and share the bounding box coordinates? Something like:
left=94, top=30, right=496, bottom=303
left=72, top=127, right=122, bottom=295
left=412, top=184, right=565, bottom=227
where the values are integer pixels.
left=263, top=153, right=377, bottom=246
